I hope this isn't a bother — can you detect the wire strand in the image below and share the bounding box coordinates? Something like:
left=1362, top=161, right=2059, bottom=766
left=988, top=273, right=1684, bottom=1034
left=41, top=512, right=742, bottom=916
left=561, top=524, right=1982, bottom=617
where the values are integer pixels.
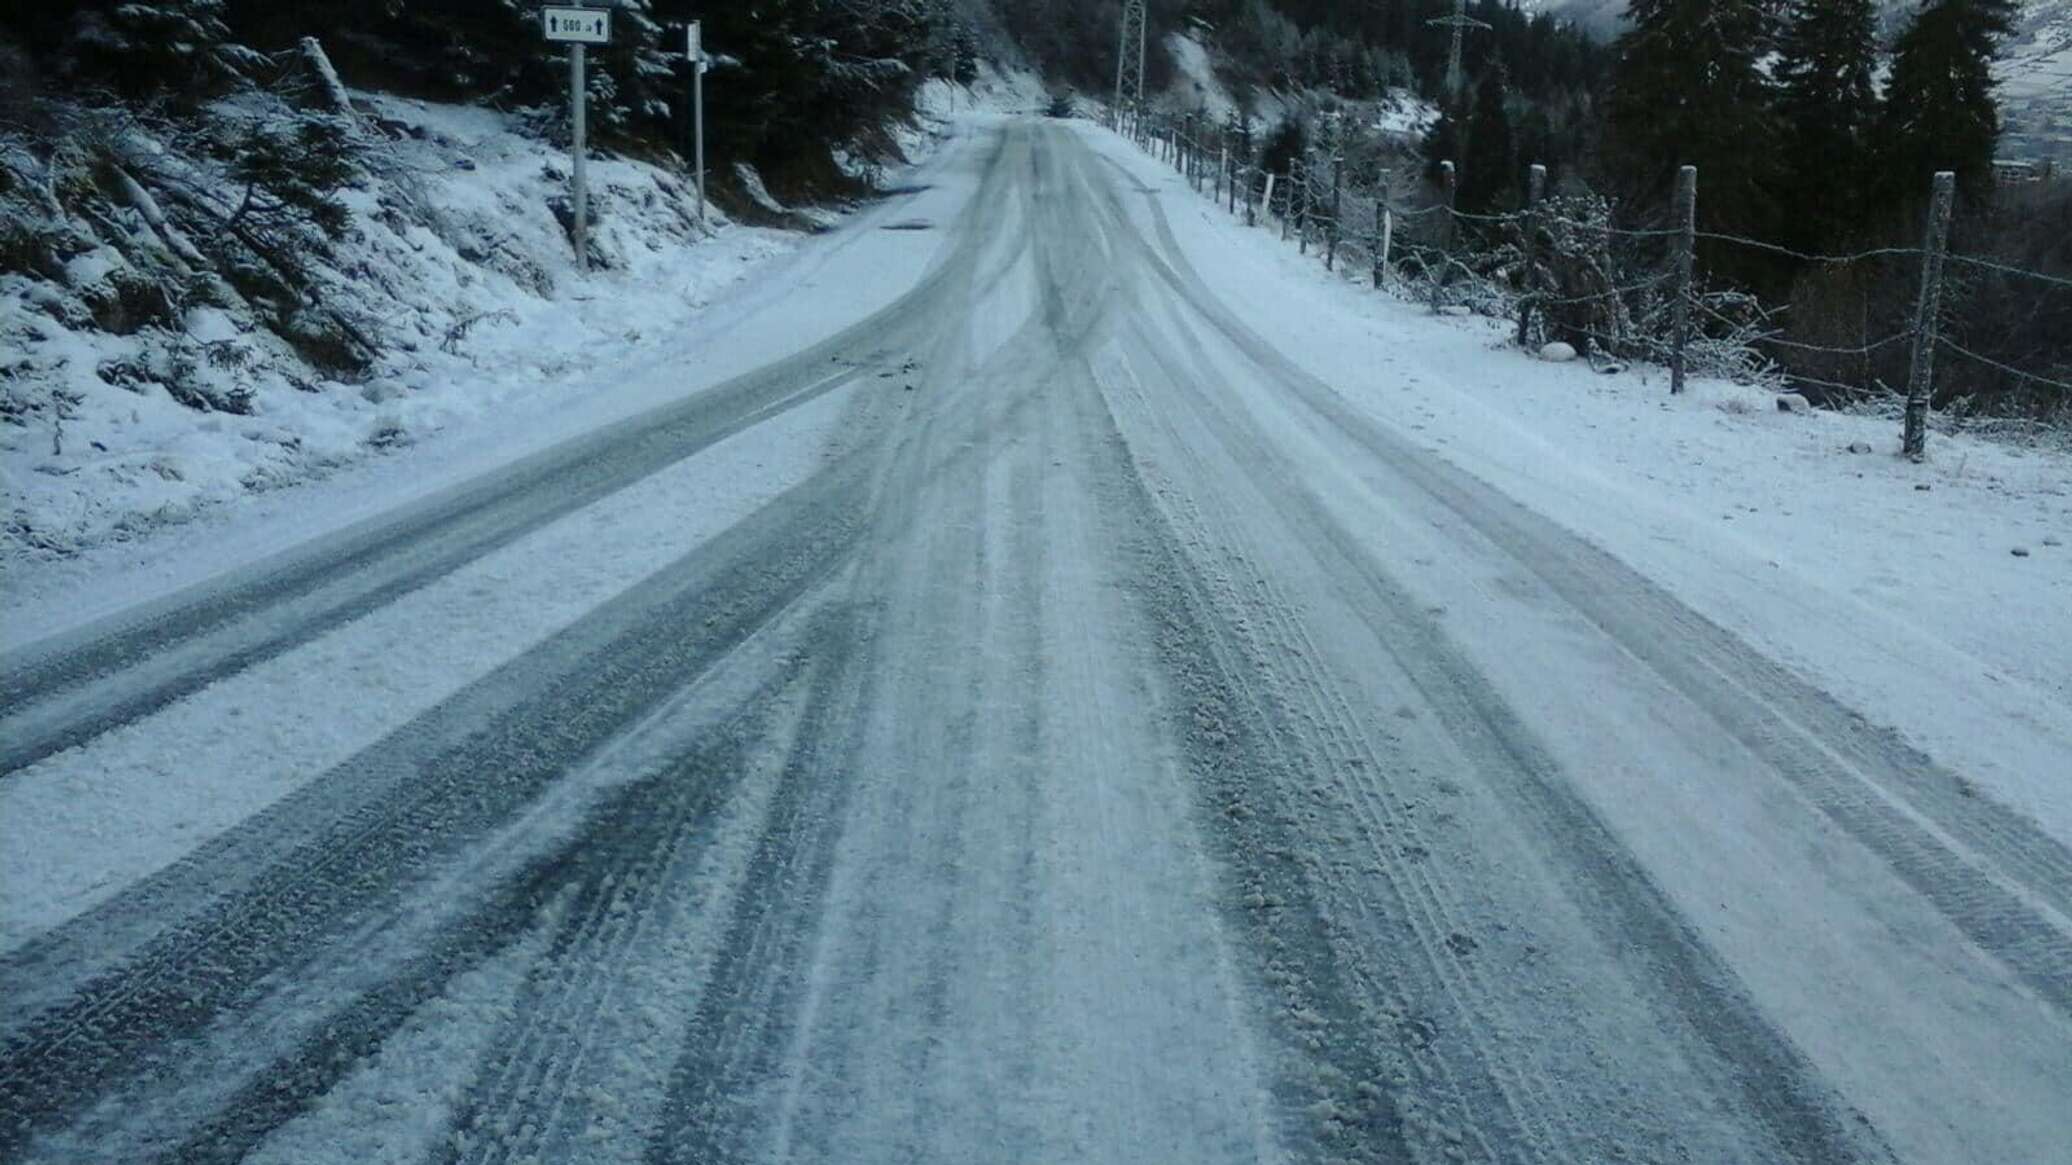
left=1528, top=270, right=1678, bottom=307
left=1449, top=207, right=1521, bottom=224
left=1538, top=216, right=1682, bottom=239
left=1937, top=338, right=2072, bottom=394
left=1690, top=231, right=1922, bottom=265
left=1944, top=252, right=2072, bottom=292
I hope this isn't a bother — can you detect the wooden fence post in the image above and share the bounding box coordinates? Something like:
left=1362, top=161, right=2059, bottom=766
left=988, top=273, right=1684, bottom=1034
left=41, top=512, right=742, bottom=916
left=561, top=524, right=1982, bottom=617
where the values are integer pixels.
left=1221, top=117, right=1232, bottom=212
left=1328, top=151, right=1343, bottom=272
left=1670, top=165, right=1697, bottom=394
left=1185, top=113, right=1196, bottom=186
left=1518, top=163, right=1547, bottom=347
left=1903, top=171, right=1957, bottom=461
left=1432, top=160, right=1456, bottom=311
left=1191, top=111, right=1202, bottom=187
left=1382, top=207, right=1394, bottom=289
left=1372, top=175, right=1386, bottom=289
left=1297, top=154, right=1311, bottom=255
left=1242, top=121, right=1256, bottom=226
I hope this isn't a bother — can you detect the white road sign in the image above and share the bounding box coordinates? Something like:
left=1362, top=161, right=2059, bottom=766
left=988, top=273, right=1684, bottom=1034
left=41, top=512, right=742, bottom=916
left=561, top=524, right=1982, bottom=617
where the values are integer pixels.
left=542, top=6, right=611, bottom=44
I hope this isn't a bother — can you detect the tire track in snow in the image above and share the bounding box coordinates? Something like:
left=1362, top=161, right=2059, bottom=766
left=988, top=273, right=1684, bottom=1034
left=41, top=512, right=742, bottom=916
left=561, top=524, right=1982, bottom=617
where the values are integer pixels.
left=1009, top=153, right=1417, bottom=1157
left=0, top=130, right=1021, bottom=779
left=431, top=647, right=826, bottom=1165
left=0, top=449, right=875, bottom=1157
left=1107, top=322, right=1568, bottom=1162
left=1065, top=133, right=1885, bottom=1162
left=635, top=177, right=1058, bottom=1165
left=150, top=693, right=784, bottom=1165
left=637, top=608, right=879, bottom=1165
left=1067, top=354, right=1415, bottom=1165
left=1123, top=175, right=2072, bottom=1022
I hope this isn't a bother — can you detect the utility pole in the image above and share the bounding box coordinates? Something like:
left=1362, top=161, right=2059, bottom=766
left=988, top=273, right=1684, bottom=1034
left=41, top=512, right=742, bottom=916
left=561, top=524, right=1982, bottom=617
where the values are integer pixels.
left=1426, top=0, right=1490, bottom=103
left=1115, top=0, right=1147, bottom=127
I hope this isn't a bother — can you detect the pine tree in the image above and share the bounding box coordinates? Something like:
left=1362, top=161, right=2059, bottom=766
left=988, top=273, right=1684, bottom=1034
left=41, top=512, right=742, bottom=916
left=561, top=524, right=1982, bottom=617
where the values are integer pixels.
left=1881, top=0, right=2016, bottom=206
left=1774, top=0, right=1880, bottom=250
left=55, top=0, right=269, bottom=103
left=1460, top=67, right=1515, bottom=212
left=1607, top=0, right=1782, bottom=245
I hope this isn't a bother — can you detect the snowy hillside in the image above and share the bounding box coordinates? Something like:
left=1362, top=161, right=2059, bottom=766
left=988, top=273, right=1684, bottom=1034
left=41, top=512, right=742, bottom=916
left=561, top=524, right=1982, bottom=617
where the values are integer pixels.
left=1161, top=29, right=1439, bottom=144
left=2001, top=0, right=2072, bottom=160
left=1, top=96, right=800, bottom=561
left=0, top=73, right=1034, bottom=566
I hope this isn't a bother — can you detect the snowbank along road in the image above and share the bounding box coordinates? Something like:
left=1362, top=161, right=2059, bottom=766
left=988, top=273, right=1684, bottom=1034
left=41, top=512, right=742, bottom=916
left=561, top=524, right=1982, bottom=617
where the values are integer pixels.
left=4, top=117, right=2071, bottom=1164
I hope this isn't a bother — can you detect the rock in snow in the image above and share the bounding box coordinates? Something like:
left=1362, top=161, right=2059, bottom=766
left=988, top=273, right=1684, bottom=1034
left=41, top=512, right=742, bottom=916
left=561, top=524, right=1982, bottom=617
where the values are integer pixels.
left=1776, top=394, right=1812, bottom=413
left=1540, top=341, right=1578, bottom=363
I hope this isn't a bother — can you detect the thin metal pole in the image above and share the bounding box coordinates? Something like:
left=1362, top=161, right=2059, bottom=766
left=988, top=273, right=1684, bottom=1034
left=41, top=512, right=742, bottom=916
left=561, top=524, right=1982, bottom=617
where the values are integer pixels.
left=572, top=41, right=588, bottom=272
left=1903, top=171, right=1957, bottom=461
left=1670, top=165, right=1697, bottom=393
left=693, top=53, right=706, bottom=229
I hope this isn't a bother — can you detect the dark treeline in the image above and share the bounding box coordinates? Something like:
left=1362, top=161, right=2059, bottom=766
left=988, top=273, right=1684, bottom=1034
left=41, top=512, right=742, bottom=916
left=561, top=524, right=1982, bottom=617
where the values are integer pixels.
left=4, top=0, right=984, bottom=195
left=1600, top=0, right=2065, bottom=420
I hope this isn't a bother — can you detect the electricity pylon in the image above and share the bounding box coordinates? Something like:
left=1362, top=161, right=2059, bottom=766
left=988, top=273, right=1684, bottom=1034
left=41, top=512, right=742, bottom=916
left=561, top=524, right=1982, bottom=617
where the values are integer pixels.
left=1427, top=0, right=1490, bottom=102
left=1115, top=0, right=1147, bottom=125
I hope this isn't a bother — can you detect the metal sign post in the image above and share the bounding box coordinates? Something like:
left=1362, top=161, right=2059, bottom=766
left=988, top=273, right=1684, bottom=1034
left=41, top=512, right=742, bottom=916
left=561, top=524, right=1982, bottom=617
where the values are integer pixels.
left=688, top=21, right=707, bottom=230
left=543, top=5, right=612, bottom=272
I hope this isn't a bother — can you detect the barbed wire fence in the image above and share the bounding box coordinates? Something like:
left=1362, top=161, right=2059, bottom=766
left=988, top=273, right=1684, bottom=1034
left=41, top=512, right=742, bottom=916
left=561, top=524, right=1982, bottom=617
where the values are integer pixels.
left=1137, top=108, right=2072, bottom=461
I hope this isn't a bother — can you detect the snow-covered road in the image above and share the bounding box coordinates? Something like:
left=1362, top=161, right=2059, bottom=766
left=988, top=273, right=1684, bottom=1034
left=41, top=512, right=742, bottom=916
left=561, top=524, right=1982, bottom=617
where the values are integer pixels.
left=3, top=118, right=2069, bottom=1164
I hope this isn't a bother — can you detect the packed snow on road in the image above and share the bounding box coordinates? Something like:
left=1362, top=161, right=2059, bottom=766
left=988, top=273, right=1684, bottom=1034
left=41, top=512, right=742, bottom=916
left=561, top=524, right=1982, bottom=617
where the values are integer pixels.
left=4, top=105, right=2070, bottom=1165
